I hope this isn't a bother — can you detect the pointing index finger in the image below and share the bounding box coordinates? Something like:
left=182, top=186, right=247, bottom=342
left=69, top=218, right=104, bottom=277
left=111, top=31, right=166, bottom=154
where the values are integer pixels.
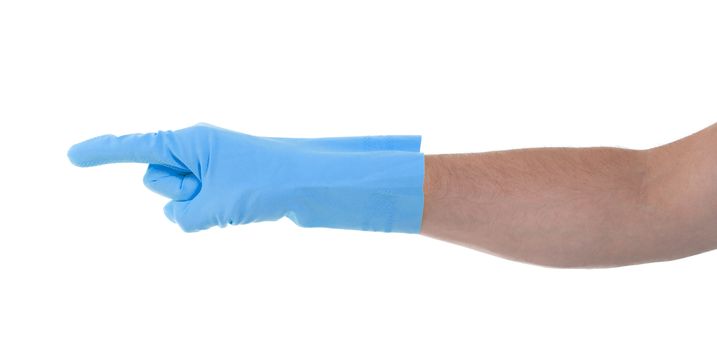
left=67, top=131, right=187, bottom=170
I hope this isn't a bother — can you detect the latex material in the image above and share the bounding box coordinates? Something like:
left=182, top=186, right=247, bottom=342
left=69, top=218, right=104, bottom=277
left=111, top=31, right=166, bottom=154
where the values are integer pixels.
left=140, top=133, right=421, bottom=201
left=68, top=124, right=425, bottom=233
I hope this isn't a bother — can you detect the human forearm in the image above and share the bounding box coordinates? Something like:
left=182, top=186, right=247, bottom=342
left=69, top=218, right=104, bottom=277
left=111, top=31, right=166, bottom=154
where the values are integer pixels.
left=421, top=145, right=672, bottom=268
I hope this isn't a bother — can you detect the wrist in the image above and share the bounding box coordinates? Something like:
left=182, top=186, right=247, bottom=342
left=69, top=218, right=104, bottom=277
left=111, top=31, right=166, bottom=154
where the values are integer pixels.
left=284, top=150, right=425, bottom=232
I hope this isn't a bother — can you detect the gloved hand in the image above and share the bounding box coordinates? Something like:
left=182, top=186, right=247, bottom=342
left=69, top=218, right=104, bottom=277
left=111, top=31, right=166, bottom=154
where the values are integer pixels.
left=139, top=131, right=422, bottom=205
left=68, top=124, right=425, bottom=233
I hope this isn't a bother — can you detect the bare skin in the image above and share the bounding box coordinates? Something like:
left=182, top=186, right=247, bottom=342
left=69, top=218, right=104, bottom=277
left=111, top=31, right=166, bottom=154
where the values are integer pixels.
left=421, top=123, right=717, bottom=268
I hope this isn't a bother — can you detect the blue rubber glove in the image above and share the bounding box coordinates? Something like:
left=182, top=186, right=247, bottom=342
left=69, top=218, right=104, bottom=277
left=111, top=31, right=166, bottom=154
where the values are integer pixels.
left=136, top=131, right=422, bottom=203
left=138, top=131, right=422, bottom=201
left=68, top=124, right=425, bottom=233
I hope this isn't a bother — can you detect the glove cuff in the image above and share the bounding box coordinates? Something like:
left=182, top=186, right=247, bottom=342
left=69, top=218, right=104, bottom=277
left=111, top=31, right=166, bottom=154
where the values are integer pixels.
left=284, top=150, right=425, bottom=233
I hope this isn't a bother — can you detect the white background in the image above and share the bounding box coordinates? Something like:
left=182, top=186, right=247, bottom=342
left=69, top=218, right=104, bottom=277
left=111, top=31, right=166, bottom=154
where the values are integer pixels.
left=2, top=1, right=717, bottom=349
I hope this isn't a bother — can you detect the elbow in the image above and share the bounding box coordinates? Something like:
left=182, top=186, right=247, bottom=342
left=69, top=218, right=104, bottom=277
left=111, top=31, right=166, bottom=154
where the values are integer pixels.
left=516, top=256, right=615, bottom=269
